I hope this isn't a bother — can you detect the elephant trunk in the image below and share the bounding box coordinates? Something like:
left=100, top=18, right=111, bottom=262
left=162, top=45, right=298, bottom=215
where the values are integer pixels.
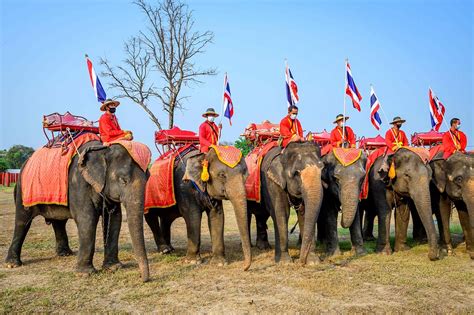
left=123, top=185, right=150, bottom=282
left=299, top=165, right=323, bottom=264
left=227, top=176, right=252, bottom=270
left=410, top=180, right=439, bottom=260
left=340, top=181, right=360, bottom=228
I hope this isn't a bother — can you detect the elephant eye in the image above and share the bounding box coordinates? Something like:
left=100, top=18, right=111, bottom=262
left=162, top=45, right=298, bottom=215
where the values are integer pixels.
left=455, top=176, right=463, bottom=184
left=119, top=176, right=130, bottom=185
left=218, top=172, right=226, bottom=179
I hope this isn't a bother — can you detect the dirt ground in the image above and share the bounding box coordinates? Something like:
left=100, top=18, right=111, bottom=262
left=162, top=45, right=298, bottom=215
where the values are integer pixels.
left=0, top=186, right=473, bottom=313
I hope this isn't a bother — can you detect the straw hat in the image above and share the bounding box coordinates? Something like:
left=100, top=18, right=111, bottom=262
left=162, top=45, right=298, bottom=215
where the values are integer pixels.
left=202, top=108, right=219, bottom=118
left=390, top=116, right=406, bottom=124
left=333, top=114, right=349, bottom=124
left=100, top=99, right=120, bottom=111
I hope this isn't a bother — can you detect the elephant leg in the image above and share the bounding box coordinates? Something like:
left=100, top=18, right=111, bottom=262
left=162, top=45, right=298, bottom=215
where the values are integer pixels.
left=145, top=210, right=171, bottom=254
left=5, top=204, right=35, bottom=267
left=394, top=202, right=410, bottom=252
left=437, top=196, right=453, bottom=254
left=362, top=208, right=376, bottom=241
left=161, top=211, right=179, bottom=253
left=74, top=205, right=100, bottom=275
left=411, top=207, right=427, bottom=243
left=182, top=205, right=203, bottom=264
left=325, top=204, right=340, bottom=258
left=271, top=193, right=291, bottom=264
left=207, top=202, right=226, bottom=265
left=350, top=209, right=367, bottom=256
left=102, top=209, right=123, bottom=271
left=255, top=211, right=271, bottom=250
left=373, top=190, right=392, bottom=255
left=458, top=210, right=473, bottom=252
left=51, top=219, right=73, bottom=257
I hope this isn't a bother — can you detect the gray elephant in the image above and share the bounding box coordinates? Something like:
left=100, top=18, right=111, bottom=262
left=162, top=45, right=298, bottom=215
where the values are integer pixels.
left=361, top=148, right=439, bottom=260
left=318, top=149, right=367, bottom=257
left=5, top=141, right=150, bottom=281
left=259, top=142, right=324, bottom=264
left=145, top=146, right=252, bottom=270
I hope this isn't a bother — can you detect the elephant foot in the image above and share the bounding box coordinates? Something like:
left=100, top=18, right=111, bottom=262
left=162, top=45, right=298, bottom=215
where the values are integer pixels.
left=256, top=239, right=272, bottom=250
left=413, top=237, right=428, bottom=244
left=102, top=261, right=123, bottom=272
left=394, top=243, right=410, bottom=252
left=5, top=256, right=22, bottom=268
left=363, top=234, right=376, bottom=242
left=276, top=252, right=293, bottom=265
left=57, top=247, right=74, bottom=257
left=210, top=256, right=228, bottom=267
left=75, top=265, right=97, bottom=277
left=376, top=244, right=392, bottom=255
left=428, top=248, right=440, bottom=261
left=158, top=244, right=175, bottom=255
left=469, top=251, right=474, bottom=260
left=184, top=255, right=202, bottom=265
left=325, top=247, right=341, bottom=259
left=353, top=246, right=368, bottom=256
left=304, top=252, right=321, bottom=265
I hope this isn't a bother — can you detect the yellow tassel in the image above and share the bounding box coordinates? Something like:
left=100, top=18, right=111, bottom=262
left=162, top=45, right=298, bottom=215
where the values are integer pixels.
left=307, top=133, right=313, bottom=141
left=201, top=160, right=210, bottom=182
left=388, top=160, right=396, bottom=179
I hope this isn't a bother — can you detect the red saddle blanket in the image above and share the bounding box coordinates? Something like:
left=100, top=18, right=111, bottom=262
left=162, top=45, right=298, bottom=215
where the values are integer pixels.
left=245, top=141, right=278, bottom=202
left=145, top=144, right=196, bottom=212
left=104, top=140, right=151, bottom=172
left=21, top=133, right=100, bottom=207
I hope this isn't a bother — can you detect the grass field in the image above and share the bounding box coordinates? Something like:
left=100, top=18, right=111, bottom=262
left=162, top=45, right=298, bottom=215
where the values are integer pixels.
left=0, top=186, right=473, bottom=313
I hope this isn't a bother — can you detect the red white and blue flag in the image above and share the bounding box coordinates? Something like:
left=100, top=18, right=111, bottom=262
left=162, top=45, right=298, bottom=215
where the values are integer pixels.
left=369, top=86, right=382, bottom=130
left=223, top=74, right=234, bottom=125
left=85, top=54, right=107, bottom=103
left=285, top=63, right=299, bottom=107
left=429, top=88, right=445, bottom=131
left=345, top=61, right=362, bottom=112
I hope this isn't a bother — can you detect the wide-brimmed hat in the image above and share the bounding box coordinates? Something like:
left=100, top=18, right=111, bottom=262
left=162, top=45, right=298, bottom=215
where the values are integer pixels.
left=100, top=99, right=120, bottom=111
left=202, top=108, right=219, bottom=118
left=333, top=114, right=349, bottom=124
left=390, top=116, right=406, bottom=124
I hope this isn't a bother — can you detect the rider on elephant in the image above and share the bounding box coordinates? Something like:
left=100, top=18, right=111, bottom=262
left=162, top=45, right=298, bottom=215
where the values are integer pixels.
left=279, top=105, right=303, bottom=147
left=442, top=117, right=467, bottom=159
left=99, top=99, right=133, bottom=142
left=199, top=107, right=222, bottom=153
left=385, top=116, right=409, bottom=151
left=330, top=114, right=356, bottom=148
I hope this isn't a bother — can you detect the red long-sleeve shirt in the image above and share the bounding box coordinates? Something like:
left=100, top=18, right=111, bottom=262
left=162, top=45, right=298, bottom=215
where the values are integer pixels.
left=385, top=127, right=408, bottom=151
left=442, top=129, right=467, bottom=159
left=279, top=115, right=303, bottom=147
left=99, top=112, right=127, bottom=143
left=199, top=121, right=220, bottom=152
left=330, top=126, right=356, bottom=148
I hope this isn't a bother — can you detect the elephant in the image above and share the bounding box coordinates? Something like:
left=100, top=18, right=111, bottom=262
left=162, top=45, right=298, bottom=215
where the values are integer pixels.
left=258, top=141, right=324, bottom=264
left=5, top=141, right=150, bottom=282
left=317, top=150, right=367, bottom=257
left=360, top=148, right=439, bottom=260
left=144, top=146, right=252, bottom=270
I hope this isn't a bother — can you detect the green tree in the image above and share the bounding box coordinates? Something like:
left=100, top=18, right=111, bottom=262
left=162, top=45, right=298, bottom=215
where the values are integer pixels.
left=0, top=158, right=9, bottom=172
left=234, top=137, right=253, bottom=157
left=5, top=145, right=34, bottom=169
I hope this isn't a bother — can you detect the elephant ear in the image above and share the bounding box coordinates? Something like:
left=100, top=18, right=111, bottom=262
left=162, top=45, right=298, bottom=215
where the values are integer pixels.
left=182, top=154, right=206, bottom=192
left=78, top=145, right=108, bottom=194
left=266, top=156, right=286, bottom=190
left=431, top=160, right=447, bottom=193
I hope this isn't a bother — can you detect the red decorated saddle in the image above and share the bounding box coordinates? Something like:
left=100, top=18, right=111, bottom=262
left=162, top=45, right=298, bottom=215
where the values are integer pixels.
left=411, top=130, right=443, bottom=147
left=21, top=133, right=100, bottom=207
left=360, top=147, right=387, bottom=200
left=307, top=129, right=331, bottom=146
left=243, top=121, right=280, bottom=144
left=104, top=140, right=151, bottom=172
left=245, top=141, right=279, bottom=202
left=359, top=135, right=386, bottom=150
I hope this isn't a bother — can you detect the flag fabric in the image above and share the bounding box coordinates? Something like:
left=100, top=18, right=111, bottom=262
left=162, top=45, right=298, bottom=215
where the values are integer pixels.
left=429, top=88, right=446, bottom=131
left=85, top=54, right=107, bottom=103
left=285, top=63, right=299, bottom=107
left=369, top=86, right=382, bottom=130
left=223, top=74, right=234, bottom=125
left=345, top=61, right=362, bottom=112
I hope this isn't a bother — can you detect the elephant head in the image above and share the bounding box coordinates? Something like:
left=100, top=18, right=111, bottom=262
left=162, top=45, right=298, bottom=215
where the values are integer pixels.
left=182, top=147, right=251, bottom=270
left=78, top=144, right=150, bottom=282
left=322, top=150, right=366, bottom=228
left=266, top=142, right=325, bottom=264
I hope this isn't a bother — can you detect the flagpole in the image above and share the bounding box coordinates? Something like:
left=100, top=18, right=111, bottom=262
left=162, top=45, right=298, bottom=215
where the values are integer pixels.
left=218, top=72, right=227, bottom=144
left=285, top=58, right=289, bottom=108
left=371, top=84, right=398, bottom=142
left=342, top=59, right=348, bottom=142
left=430, top=86, right=456, bottom=146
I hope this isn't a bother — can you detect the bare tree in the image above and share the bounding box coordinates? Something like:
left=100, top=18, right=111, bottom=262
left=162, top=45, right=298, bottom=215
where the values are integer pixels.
left=101, top=0, right=216, bottom=130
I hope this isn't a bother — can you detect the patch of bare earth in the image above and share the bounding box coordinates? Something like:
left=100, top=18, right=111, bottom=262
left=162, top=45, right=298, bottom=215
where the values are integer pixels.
left=0, top=188, right=473, bottom=313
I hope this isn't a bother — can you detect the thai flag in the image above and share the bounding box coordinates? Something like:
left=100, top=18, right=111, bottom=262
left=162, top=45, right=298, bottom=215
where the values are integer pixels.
left=345, top=61, right=362, bottom=112
left=369, top=86, right=382, bottom=130
left=223, top=74, right=234, bottom=125
left=285, top=63, right=299, bottom=107
left=85, top=54, right=107, bottom=103
left=429, top=88, right=445, bottom=131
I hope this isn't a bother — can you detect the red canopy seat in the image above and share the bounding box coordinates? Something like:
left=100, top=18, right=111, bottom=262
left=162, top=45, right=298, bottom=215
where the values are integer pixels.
left=154, top=126, right=199, bottom=154
left=411, top=130, right=443, bottom=147
left=42, top=112, right=99, bottom=148
left=242, top=120, right=280, bottom=144
left=358, top=135, right=386, bottom=150
left=307, top=129, right=331, bottom=146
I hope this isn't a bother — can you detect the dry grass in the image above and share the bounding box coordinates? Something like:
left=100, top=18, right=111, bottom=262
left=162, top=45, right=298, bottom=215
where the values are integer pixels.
left=0, top=187, right=473, bottom=313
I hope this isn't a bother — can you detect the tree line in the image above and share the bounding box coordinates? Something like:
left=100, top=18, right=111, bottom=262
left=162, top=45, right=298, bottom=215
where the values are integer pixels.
left=0, top=145, right=35, bottom=172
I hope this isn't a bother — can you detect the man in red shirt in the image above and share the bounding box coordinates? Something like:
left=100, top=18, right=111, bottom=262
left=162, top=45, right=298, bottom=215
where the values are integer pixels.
left=442, top=118, right=467, bottom=158
left=199, top=108, right=222, bottom=153
left=279, top=105, right=303, bottom=147
left=99, top=99, right=133, bottom=143
left=330, top=114, right=356, bottom=148
left=385, top=116, right=409, bottom=151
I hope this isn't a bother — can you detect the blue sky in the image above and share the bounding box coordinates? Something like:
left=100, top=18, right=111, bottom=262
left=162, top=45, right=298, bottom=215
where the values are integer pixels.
left=1, top=0, right=472, bottom=156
